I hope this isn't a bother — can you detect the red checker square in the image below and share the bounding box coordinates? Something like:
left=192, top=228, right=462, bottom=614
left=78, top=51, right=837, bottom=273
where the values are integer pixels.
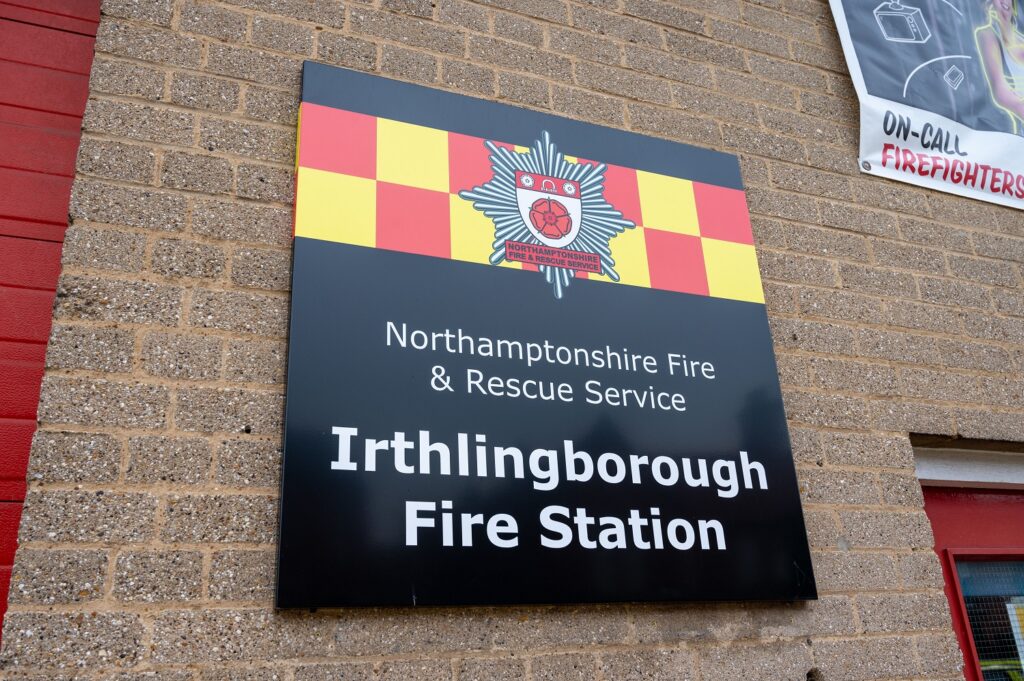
left=601, top=163, right=643, bottom=227
left=297, top=102, right=376, bottom=179
left=644, top=228, right=708, bottom=296
left=449, top=133, right=514, bottom=194
left=376, top=182, right=451, bottom=259
left=693, top=182, right=753, bottom=244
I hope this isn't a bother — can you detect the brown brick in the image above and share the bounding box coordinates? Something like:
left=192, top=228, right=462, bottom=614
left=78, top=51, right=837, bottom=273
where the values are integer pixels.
left=162, top=151, right=234, bottom=194
left=573, top=6, right=661, bottom=47
left=624, top=45, right=710, bottom=86
left=916, top=632, right=965, bottom=676
left=665, top=29, right=745, bottom=70
left=798, top=467, right=880, bottom=505
left=719, top=68, right=797, bottom=109
left=317, top=32, right=377, bottom=72
left=554, top=87, right=626, bottom=127
left=628, top=102, right=720, bottom=147
left=231, top=247, right=291, bottom=291
left=163, top=494, right=277, bottom=543
left=850, top=177, right=931, bottom=217
left=710, top=19, right=790, bottom=59
left=722, top=126, right=805, bottom=164
left=748, top=53, right=827, bottom=90
left=900, top=367, right=977, bottom=403
left=899, top=216, right=973, bottom=253
left=811, top=551, right=899, bottom=592
left=597, top=648, right=693, bottom=680
left=751, top=596, right=857, bottom=637
left=498, top=72, right=550, bottom=108
left=855, top=328, right=936, bottom=365
left=857, top=592, right=951, bottom=633
left=9, top=549, right=107, bottom=604
left=837, top=510, right=933, bottom=549
left=126, top=435, right=213, bottom=484
left=19, top=490, right=156, bottom=543
left=782, top=389, right=871, bottom=428
left=948, top=253, right=1020, bottom=288
left=39, top=376, right=169, bottom=429
left=152, top=238, right=227, bottom=280
left=114, top=551, right=203, bottom=602
left=839, top=263, right=916, bottom=297
left=803, top=509, right=841, bottom=548
left=151, top=609, right=331, bottom=662
left=493, top=12, right=543, bottom=46
left=180, top=2, right=248, bottom=42
left=381, top=44, right=438, bottom=83
left=744, top=3, right=820, bottom=43
left=27, top=431, right=121, bottom=484
left=210, top=550, right=275, bottom=601
left=955, top=408, right=1024, bottom=441
left=808, top=357, right=898, bottom=397
left=475, top=0, right=566, bottom=22
left=769, top=318, right=856, bottom=355
left=937, top=337, right=1010, bottom=372
left=763, top=281, right=798, bottom=314
left=443, top=60, right=496, bottom=96
left=884, top=299, right=962, bottom=333
left=438, top=0, right=489, bottom=31
left=771, top=164, right=852, bottom=202
left=171, top=73, right=241, bottom=113
left=0, top=612, right=143, bottom=669
left=252, top=16, right=314, bottom=55
left=813, top=636, right=917, bottom=680
left=380, top=660, right=453, bottom=681
left=295, top=663, right=376, bottom=681
left=244, top=85, right=300, bottom=125
left=219, top=0, right=344, bottom=26
left=795, top=287, right=883, bottom=324
left=216, top=438, right=281, bottom=487
left=63, top=225, right=146, bottom=272
left=207, top=44, right=302, bottom=88
left=200, top=118, right=294, bottom=164
left=469, top=35, right=572, bottom=80
left=898, top=552, right=945, bottom=589
left=456, top=658, right=525, bottom=681
left=961, top=312, right=1024, bottom=344
left=673, top=82, right=761, bottom=127
left=819, top=201, right=898, bottom=238
left=872, top=238, right=947, bottom=275
left=974, top=231, right=1024, bottom=263
left=77, top=138, right=156, bottom=183
left=625, top=0, right=704, bottom=33
left=70, top=179, right=187, bottom=231
left=175, top=387, right=284, bottom=435
left=193, top=198, right=293, bottom=246
left=84, top=99, right=194, bottom=146
left=700, top=640, right=812, bottom=680
left=46, top=323, right=134, bottom=373
left=225, top=339, right=287, bottom=384
left=55, top=274, right=182, bottom=325
left=871, top=400, right=956, bottom=435
left=819, top=431, right=914, bottom=469
left=382, top=0, right=434, bottom=18
left=549, top=27, right=621, bottom=65
left=237, top=162, right=294, bottom=203
left=879, top=471, right=924, bottom=507
left=189, top=289, right=289, bottom=336
left=89, top=56, right=165, bottom=100
left=352, top=6, right=464, bottom=55
left=799, top=91, right=856, bottom=125
left=994, top=288, right=1024, bottom=316
left=97, top=20, right=201, bottom=67
left=576, top=61, right=672, bottom=105
left=759, top=250, right=838, bottom=287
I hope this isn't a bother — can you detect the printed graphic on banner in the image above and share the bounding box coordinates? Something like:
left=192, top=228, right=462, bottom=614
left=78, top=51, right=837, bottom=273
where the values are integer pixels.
left=277, top=62, right=816, bottom=608
left=830, top=0, right=1024, bottom=209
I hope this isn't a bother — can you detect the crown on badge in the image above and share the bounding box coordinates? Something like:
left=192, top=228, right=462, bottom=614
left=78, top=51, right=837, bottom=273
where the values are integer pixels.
left=458, top=131, right=636, bottom=299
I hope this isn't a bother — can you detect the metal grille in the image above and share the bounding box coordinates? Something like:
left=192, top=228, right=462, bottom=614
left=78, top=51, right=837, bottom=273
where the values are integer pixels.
left=955, top=560, right=1024, bottom=681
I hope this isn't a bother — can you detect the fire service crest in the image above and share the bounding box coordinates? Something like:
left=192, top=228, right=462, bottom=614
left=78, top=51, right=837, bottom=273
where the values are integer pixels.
left=459, top=131, right=636, bottom=298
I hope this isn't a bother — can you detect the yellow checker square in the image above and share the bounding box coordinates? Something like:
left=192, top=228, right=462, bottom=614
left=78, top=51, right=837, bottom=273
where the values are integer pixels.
left=702, top=238, right=764, bottom=304
left=294, top=167, right=376, bottom=247
left=376, top=118, right=449, bottom=193
left=450, top=195, right=519, bottom=269
left=594, top=227, right=650, bottom=289
left=636, top=170, right=699, bottom=236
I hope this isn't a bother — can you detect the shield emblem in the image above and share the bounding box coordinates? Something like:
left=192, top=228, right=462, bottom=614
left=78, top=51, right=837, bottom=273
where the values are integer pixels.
left=515, top=170, right=582, bottom=248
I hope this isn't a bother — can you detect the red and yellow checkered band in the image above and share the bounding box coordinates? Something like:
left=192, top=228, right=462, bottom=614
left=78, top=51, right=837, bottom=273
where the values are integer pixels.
left=294, top=102, right=764, bottom=304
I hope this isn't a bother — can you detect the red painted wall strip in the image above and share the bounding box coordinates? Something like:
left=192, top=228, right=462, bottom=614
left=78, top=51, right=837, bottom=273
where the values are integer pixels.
left=0, top=0, right=99, bottom=639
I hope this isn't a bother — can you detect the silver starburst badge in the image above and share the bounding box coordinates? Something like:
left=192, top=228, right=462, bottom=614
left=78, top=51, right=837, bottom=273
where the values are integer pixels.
left=459, top=131, right=636, bottom=299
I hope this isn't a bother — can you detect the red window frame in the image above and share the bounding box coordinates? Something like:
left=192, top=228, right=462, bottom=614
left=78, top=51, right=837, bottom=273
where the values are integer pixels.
left=923, top=486, right=1024, bottom=681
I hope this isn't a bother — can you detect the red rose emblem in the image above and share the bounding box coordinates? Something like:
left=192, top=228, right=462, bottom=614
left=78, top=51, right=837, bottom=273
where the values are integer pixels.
left=529, top=198, right=573, bottom=239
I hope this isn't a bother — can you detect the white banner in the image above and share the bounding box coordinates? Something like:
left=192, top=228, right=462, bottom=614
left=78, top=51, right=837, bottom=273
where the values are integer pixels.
left=830, top=0, right=1024, bottom=210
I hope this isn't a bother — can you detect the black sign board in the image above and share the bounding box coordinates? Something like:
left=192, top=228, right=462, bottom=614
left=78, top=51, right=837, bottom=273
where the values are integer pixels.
left=276, top=62, right=816, bottom=607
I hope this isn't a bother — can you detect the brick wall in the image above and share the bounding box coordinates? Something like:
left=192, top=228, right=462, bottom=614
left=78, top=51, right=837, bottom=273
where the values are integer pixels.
left=2, top=0, right=1022, bottom=678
